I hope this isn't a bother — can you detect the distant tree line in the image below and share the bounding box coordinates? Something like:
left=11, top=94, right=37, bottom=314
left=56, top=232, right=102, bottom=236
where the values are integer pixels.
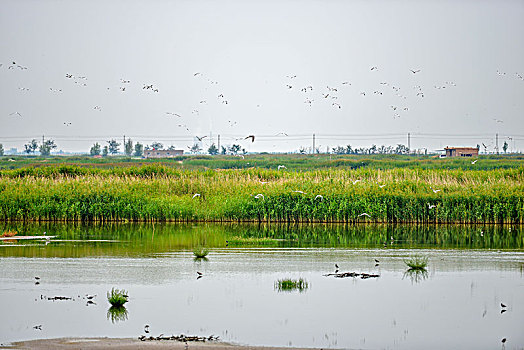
left=331, top=144, right=410, bottom=155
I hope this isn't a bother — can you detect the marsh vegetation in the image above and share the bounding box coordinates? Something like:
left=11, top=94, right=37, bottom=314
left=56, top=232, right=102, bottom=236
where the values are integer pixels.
left=0, top=162, right=522, bottom=223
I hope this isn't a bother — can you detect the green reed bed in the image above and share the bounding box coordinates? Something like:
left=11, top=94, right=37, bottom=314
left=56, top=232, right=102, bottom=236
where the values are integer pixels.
left=0, top=166, right=522, bottom=223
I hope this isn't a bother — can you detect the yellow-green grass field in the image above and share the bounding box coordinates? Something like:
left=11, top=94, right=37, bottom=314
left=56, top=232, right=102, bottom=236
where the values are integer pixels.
left=0, top=164, right=522, bottom=223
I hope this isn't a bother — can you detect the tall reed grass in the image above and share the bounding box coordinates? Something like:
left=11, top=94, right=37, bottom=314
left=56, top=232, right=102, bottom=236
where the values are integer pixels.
left=0, top=165, right=522, bottom=223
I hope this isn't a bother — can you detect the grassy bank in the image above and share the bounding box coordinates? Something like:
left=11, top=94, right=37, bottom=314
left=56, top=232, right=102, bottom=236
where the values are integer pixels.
left=1, top=153, right=523, bottom=171
left=0, top=165, right=522, bottom=223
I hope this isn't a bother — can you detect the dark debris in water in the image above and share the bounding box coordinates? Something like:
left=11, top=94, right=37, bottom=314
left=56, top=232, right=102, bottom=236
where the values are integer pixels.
left=41, top=295, right=73, bottom=301
left=138, top=334, right=219, bottom=342
left=324, top=272, right=380, bottom=279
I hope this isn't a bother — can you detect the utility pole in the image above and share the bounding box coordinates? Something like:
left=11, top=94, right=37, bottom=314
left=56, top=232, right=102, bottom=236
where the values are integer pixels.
left=218, top=135, right=220, bottom=152
left=42, top=135, right=45, bottom=145
left=312, top=134, right=315, bottom=154
left=123, top=135, right=126, bottom=150
left=495, top=133, right=499, bottom=155
left=407, top=132, right=411, bottom=153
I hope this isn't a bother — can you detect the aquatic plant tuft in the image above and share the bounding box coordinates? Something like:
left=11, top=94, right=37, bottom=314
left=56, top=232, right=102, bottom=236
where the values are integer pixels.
left=107, top=288, right=129, bottom=306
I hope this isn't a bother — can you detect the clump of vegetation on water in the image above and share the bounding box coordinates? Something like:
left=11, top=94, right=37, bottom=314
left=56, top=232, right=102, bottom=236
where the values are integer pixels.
left=275, top=278, right=309, bottom=292
left=404, top=256, right=428, bottom=270
left=192, top=246, right=209, bottom=258
left=107, top=288, right=129, bottom=306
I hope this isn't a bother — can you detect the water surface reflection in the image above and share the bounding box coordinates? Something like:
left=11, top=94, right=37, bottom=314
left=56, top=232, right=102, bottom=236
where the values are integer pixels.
left=0, top=223, right=523, bottom=349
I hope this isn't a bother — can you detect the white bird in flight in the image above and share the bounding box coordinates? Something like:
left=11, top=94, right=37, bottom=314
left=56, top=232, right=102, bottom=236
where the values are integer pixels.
left=192, top=193, right=201, bottom=199
left=358, top=213, right=371, bottom=217
left=378, top=184, right=386, bottom=188
left=315, top=195, right=323, bottom=201
left=278, top=165, right=287, bottom=170
left=471, top=160, right=478, bottom=165
left=293, top=190, right=306, bottom=194
left=428, top=204, right=436, bottom=209
left=351, top=179, right=361, bottom=185
left=254, top=194, right=264, bottom=200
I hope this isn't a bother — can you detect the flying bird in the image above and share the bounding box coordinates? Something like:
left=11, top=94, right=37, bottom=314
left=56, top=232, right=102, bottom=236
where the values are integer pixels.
left=166, top=112, right=182, bottom=118
left=379, top=184, right=386, bottom=188
left=244, top=135, right=255, bottom=142
left=9, top=112, right=22, bottom=117
left=471, top=160, right=478, bottom=164
left=277, top=165, right=287, bottom=170
left=428, top=204, right=436, bottom=209
left=315, top=195, right=323, bottom=201
left=192, top=193, right=201, bottom=199
left=254, top=194, right=264, bottom=200
left=370, top=66, right=378, bottom=71
left=358, top=213, right=371, bottom=217
left=293, top=190, right=306, bottom=194
left=410, top=69, right=421, bottom=74
left=144, top=325, right=150, bottom=333
left=351, top=179, right=361, bottom=185
left=501, top=303, right=507, bottom=308
left=196, top=136, right=207, bottom=141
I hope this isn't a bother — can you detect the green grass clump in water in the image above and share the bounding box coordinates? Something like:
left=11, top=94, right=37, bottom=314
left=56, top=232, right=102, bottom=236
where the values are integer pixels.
left=275, top=278, right=309, bottom=292
left=192, top=246, right=209, bottom=258
left=404, top=256, right=428, bottom=270
left=107, top=288, right=129, bottom=306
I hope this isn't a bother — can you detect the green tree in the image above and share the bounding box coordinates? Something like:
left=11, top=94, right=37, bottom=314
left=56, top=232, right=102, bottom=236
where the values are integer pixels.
left=168, top=145, right=177, bottom=150
left=208, top=143, right=218, bottom=155
left=124, top=139, right=133, bottom=157
left=39, top=139, right=57, bottom=156
left=103, top=146, right=109, bottom=157
left=90, top=142, right=101, bottom=156
left=0, top=144, right=4, bottom=156
left=150, top=142, right=163, bottom=150
left=107, top=139, right=120, bottom=155
left=228, top=144, right=242, bottom=155
left=503, top=141, right=508, bottom=153
left=24, top=139, right=38, bottom=154
left=395, top=144, right=409, bottom=155
left=221, top=146, right=227, bottom=155
left=134, top=142, right=144, bottom=157
left=190, top=143, right=202, bottom=154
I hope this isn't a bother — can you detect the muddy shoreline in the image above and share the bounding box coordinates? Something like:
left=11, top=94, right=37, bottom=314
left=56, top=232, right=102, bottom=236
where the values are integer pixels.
left=3, top=338, right=324, bottom=350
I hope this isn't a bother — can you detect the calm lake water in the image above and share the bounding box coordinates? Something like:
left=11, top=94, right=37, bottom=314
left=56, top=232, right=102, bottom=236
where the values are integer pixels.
left=0, top=223, right=523, bottom=349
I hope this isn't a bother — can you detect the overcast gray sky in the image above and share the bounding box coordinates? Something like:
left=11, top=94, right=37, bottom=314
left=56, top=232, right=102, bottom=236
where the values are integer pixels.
left=1, top=0, right=523, bottom=154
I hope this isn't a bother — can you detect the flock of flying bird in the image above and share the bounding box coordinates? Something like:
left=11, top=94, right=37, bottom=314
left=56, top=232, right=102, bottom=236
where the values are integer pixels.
left=2, top=59, right=521, bottom=151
